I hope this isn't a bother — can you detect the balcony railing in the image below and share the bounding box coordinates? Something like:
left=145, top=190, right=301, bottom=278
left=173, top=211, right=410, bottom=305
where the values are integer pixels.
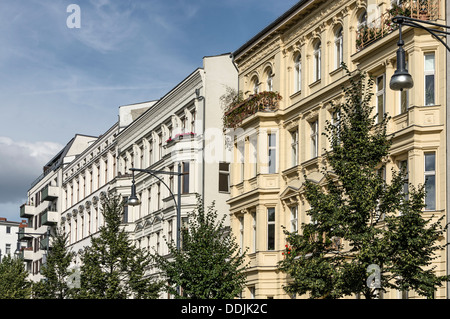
left=41, top=185, right=58, bottom=201
left=18, top=227, right=32, bottom=241
left=19, top=247, right=33, bottom=260
left=20, top=203, right=34, bottom=218
left=41, top=209, right=58, bottom=225
left=223, top=91, right=282, bottom=128
left=356, top=0, right=440, bottom=51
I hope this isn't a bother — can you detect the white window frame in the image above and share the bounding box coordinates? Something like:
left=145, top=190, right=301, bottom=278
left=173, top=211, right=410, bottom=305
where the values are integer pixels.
left=252, top=212, right=257, bottom=253
left=310, top=120, right=319, bottom=158
left=335, top=27, right=343, bottom=69
left=424, top=152, right=436, bottom=211
left=267, top=207, right=276, bottom=251
left=376, top=74, right=385, bottom=124
left=424, top=53, right=435, bottom=106
left=268, top=133, right=277, bottom=174
left=291, top=129, right=298, bottom=167
left=290, top=206, right=298, bottom=233
left=313, top=41, right=321, bottom=82
left=295, top=54, right=301, bottom=92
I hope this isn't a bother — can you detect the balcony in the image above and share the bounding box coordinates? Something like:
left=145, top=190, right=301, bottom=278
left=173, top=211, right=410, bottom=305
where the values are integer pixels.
left=223, top=91, right=282, bottom=128
left=41, top=236, right=53, bottom=251
left=41, top=185, right=58, bottom=201
left=20, top=203, right=34, bottom=218
left=41, top=209, right=58, bottom=225
left=18, top=227, right=32, bottom=241
left=19, top=247, right=33, bottom=260
left=356, top=0, right=440, bottom=51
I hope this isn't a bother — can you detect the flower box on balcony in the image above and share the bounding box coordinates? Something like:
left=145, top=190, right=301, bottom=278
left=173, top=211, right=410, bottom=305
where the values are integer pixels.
left=356, top=0, right=440, bottom=51
left=166, top=132, right=196, bottom=144
left=223, top=91, right=282, bottom=128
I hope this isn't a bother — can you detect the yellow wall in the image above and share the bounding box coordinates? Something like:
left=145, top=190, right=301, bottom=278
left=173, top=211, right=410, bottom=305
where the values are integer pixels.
left=229, top=0, right=447, bottom=299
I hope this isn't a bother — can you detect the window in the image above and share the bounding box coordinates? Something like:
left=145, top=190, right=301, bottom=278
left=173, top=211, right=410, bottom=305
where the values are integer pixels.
left=266, top=69, right=273, bottom=91
left=376, top=75, right=385, bottom=124
left=400, top=59, right=409, bottom=114
left=335, top=27, right=343, bottom=69
left=182, top=161, right=190, bottom=194
left=252, top=76, right=260, bottom=94
left=313, top=41, right=321, bottom=81
left=268, top=133, right=277, bottom=173
left=424, top=53, right=435, bottom=105
left=358, top=10, right=367, bottom=31
left=157, top=183, right=161, bottom=210
left=252, top=212, right=257, bottom=253
left=424, top=153, right=436, bottom=210
left=191, top=110, right=196, bottom=133
left=5, top=244, right=11, bottom=255
left=168, top=219, right=173, bottom=243
left=251, top=136, right=258, bottom=177
left=239, top=217, right=244, bottom=254
left=290, top=206, right=298, bottom=233
left=149, top=139, right=153, bottom=166
left=332, top=110, right=341, bottom=144
left=6, top=226, right=10, bottom=234
left=218, top=162, right=230, bottom=192
left=310, top=120, right=318, bottom=158
left=294, top=54, right=301, bottom=92
left=169, top=165, right=174, bottom=192
left=291, top=130, right=298, bottom=167
left=399, top=160, right=408, bottom=201
left=238, top=143, right=245, bottom=182
left=267, top=208, right=276, bottom=250
left=158, top=133, right=163, bottom=160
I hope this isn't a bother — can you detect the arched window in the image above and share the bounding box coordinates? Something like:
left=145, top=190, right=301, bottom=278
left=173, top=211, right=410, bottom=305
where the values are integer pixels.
left=251, top=76, right=260, bottom=94
left=313, top=41, right=321, bottom=82
left=294, top=54, right=301, bottom=92
left=357, top=10, right=367, bottom=31
left=334, top=27, right=343, bottom=69
left=265, top=68, right=273, bottom=92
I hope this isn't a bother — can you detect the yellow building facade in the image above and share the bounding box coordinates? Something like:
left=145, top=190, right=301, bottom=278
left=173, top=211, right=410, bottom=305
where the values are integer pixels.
left=227, top=0, right=447, bottom=298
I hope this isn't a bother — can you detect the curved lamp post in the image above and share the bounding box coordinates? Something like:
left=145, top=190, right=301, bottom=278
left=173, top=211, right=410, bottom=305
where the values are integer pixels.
left=390, top=15, right=450, bottom=91
left=390, top=14, right=450, bottom=299
left=128, top=165, right=183, bottom=251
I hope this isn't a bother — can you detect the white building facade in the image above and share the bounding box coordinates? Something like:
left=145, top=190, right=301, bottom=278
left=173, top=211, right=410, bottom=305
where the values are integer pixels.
left=116, top=54, right=237, bottom=296
left=0, top=217, right=26, bottom=262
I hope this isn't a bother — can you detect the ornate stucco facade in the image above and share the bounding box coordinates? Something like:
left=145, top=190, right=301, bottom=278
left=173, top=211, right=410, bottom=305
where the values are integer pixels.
left=228, top=0, right=447, bottom=299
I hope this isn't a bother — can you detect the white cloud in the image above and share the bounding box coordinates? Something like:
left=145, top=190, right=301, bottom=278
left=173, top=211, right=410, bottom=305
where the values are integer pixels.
left=0, top=137, right=63, bottom=204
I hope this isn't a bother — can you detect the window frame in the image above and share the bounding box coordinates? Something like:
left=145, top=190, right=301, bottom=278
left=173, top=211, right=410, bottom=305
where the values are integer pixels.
left=376, top=74, right=386, bottom=124
left=334, top=26, right=343, bottom=69
left=313, top=41, right=322, bottom=82
left=424, top=52, right=436, bottom=106
left=267, top=207, right=276, bottom=251
left=424, top=152, right=436, bottom=211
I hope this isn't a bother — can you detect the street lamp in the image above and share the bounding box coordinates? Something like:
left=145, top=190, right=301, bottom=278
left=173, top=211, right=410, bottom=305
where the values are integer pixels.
left=390, top=15, right=450, bottom=91
left=390, top=14, right=450, bottom=299
left=127, top=164, right=183, bottom=251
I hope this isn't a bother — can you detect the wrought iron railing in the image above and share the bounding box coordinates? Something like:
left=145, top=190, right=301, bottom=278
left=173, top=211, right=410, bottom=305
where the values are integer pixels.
left=356, top=0, right=440, bottom=51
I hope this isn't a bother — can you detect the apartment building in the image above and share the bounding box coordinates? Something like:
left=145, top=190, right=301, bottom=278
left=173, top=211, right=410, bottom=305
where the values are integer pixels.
left=18, top=134, right=97, bottom=281
left=0, top=217, right=26, bottom=261
left=227, top=0, right=446, bottom=298
left=116, top=54, right=237, bottom=297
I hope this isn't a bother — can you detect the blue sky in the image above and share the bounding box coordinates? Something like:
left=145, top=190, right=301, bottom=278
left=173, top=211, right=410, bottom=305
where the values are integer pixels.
left=0, top=0, right=299, bottom=221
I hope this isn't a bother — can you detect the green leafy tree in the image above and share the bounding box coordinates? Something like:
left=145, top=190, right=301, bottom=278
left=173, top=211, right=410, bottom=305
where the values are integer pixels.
left=0, top=255, right=31, bottom=299
left=33, top=228, right=75, bottom=299
left=152, top=196, right=248, bottom=299
left=278, top=66, right=449, bottom=299
left=75, top=194, right=161, bottom=299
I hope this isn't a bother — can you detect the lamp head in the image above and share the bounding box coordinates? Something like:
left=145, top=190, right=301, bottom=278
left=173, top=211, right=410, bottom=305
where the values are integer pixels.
left=390, top=42, right=414, bottom=91
left=390, top=70, right=414, bottom=91
left=127, top=171, right=141, bottom=206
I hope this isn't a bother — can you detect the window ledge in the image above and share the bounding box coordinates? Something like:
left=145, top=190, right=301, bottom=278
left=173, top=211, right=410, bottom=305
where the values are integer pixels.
left=309, top=79, right=321, bottom=88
